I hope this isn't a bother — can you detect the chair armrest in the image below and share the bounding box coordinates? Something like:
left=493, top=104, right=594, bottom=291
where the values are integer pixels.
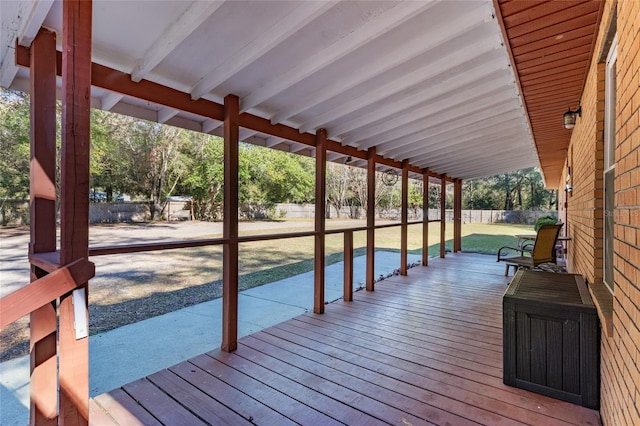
left=497, top=246, right=524, bottom=262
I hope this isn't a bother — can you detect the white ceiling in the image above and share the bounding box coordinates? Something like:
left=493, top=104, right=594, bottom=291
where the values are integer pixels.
left=1, top=0, right=540, bottom=180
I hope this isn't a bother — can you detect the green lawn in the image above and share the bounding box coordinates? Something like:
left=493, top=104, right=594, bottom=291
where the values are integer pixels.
left=232, top=220, right=535, bottom=289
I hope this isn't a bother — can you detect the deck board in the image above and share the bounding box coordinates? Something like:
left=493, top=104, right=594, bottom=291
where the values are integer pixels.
left=91, top=253, right=602, bottom=425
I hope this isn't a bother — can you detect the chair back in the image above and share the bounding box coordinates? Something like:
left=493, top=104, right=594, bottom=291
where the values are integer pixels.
left=531, top=224, right=563, bottom=266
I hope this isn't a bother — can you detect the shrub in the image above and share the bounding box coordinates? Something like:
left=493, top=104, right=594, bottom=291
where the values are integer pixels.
left=534, top=215, right=558, bottom=231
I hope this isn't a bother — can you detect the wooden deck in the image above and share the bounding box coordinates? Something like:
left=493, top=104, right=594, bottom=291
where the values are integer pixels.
left=90, top=253, right=601, bottom=425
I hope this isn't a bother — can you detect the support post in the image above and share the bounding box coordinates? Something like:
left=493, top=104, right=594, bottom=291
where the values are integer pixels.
left=440, top=176, right=446, bottom=258
left=222, top=94, right=239, bottom=352
left=343, top=231, right=353, bottom=301
left=422, top=171, right=429, bottom=266
left=366, top=147, right=376, bottom=291
left=453, top=179, right=462, bottom=253
left=314, top=129, right=327, bottom=314
left=59, top=1, right=92, bottom=423
left=400, top=160, right=409, bottom=275
left=28, top=28, right=58, bottom=426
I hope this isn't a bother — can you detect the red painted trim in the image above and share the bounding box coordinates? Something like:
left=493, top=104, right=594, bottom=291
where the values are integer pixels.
left=14, top=45, right=450, bottom=176
left=400, top=160, right=409, bottom=275
left=222, top=94, right=240, bottom=353
left=366, top=147, right=376, bottom=291
left=58, top=1, right=92, bottom=422
left=422, top=171, right=429, bottom=266
left=314, top=129, right=327, bottom=314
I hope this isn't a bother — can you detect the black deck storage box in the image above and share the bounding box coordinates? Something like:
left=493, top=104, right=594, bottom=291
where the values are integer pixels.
left=503, top=270, right=600, bottom=409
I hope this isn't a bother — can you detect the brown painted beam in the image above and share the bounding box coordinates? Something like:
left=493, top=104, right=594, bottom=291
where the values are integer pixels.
left=422, top=171, right=429, bottom=266
left=2, top=259, right=94, bottom=329
left=222, top=95, right=240, bottom=352
left=343, top=231, right=353, bottom=302
left=14, top=44, right=446, bottom=176
left=314, top=129, right=327, bottom=314
left=366, top=147, right=376, bottom=291
left=440, top=177, right=446, bottom=258
left=453, top=179, right=462, bottom=253
left=400, top=160, right=409, bottom=275
left=28, top=28, right=58, bottom=425
left=58, top=1, right=92, bottom=424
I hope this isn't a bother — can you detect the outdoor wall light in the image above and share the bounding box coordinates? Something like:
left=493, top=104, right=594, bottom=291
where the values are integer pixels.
left=563, top=106, right=582, bottom=129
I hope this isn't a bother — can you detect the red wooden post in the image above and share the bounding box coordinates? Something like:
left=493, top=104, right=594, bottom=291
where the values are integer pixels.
left=422, top=171, right=429, bottom=266
left=59, top=1, right=92, bottom=423
left=400, top=161, right=409, bottom=275
left=453, top=179, right=462, bottom=252
left=222, top=94, right=240, bottom=352
left=343, top=230, right=353, bottom=302
left=314, top=129, right=327, bottom=314
left=440, top=176, right=446, bottom=258
left=28, top=29, right=58, bottom=425
left=366, top=147, right=376, bottom=291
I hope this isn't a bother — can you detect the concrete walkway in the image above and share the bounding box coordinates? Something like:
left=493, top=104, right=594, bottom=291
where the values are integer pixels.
left=0, top=251, right=421, bottom=425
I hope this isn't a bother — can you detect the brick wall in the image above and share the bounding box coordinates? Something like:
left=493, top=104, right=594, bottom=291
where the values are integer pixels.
left=606, top=0, right=640, bottom=424
left=564, top=1, right=640, bottom=424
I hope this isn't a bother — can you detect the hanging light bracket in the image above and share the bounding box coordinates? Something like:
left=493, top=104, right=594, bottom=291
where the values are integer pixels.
left=563, top=105, right=582, bottom=129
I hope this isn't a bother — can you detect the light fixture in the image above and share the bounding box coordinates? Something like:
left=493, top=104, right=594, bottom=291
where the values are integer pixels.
left=345, top=156, right=352, bottom=164
left=563, top=105, right=582, bottom=129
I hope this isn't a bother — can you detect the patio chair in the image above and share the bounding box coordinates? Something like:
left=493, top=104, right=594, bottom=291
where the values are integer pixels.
left=497, top=224, right=563, bottom=276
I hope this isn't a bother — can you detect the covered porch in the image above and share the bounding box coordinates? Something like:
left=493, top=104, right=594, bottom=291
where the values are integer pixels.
left=0, top=0, right=606, bottom=424
left=90, top=253, right=600, bottom=425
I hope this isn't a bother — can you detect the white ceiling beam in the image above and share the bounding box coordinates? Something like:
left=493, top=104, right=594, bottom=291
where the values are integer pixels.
left=289, top=143, right=310, bottom=154
left=101, top=93, right=124, bottom=111
left=364, top=98, right=521, bottom=154
left=352, top=85, right=516, bottom=150
left=17, top=0, right=54, bottom=47
left=332, top=65, right=509, bottom=139
left=239, top=129, right=258, bottom=142
left=130, top=1, right=225, bottom=83
left=157, top=107, right=179, bottom=124
left=0, top=50, right=18, bottom=89
left=434, top=153, right=536, bottom=178
left=410, top=129, right=527, bottom=165
left=300, top=37, right=503, bottom=134
left=326, top=152, right=343, bottom=162
left=240, top=0, right=438, bottom=113
left=0, top=0, right=52, bottom=87
left=382, top=113, right=525, bottom=162
left=190, top=1, right=334, bottom=100
left=269, top=2, right=493, bottom=125
left=377, top=106, right=524, bottom=159
left=404, top=120, right=526, bottom=162
left=202, top=119, right=222, bottom=134
left=265, top=137, right=284, bottom=148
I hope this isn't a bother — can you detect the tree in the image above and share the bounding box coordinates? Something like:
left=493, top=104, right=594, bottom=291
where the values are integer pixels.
left=326, top=162, right=351, bottom=218
left=178, top=133, right=225, bottom=220
left=408, top=180, right=423, bottom=217
left=349, top=168, right=392, bottom=215
left=0, top=90, right=31, bottom=199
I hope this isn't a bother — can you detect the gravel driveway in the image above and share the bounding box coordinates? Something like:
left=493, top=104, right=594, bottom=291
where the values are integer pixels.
left=1, top=220, right=363, bottom=361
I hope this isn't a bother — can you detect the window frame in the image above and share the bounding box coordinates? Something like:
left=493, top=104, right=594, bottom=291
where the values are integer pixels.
left=603, top=35, right=617, bottom=294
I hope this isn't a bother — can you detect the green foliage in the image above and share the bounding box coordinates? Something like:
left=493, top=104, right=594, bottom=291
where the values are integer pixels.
left=463, top=168, right=556, bottom=211
left=534, top=215, right=558, bottom=231
left=0, top=90, right=31, bottom=199
left=0, top=88, right=557, bottom=223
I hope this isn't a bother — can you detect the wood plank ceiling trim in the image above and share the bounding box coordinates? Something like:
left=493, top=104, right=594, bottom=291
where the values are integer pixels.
left=495, top=0, right=604, bottom=187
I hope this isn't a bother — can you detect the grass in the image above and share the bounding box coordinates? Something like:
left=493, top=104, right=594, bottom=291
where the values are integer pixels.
left=234, top=221, right=534, bottom=289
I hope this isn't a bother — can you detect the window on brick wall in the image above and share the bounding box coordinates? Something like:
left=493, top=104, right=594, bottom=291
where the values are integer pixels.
left=603, top=35, right=617, bottom=293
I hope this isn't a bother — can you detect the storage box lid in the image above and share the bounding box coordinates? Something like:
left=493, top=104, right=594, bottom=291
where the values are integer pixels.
left=504, top=270, right=594, bottom=308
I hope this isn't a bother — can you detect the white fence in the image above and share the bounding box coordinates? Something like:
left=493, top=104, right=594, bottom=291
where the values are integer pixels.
left=275, top=203, right=555, bottom=225
left=1, top=199, right=554, bottom=226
